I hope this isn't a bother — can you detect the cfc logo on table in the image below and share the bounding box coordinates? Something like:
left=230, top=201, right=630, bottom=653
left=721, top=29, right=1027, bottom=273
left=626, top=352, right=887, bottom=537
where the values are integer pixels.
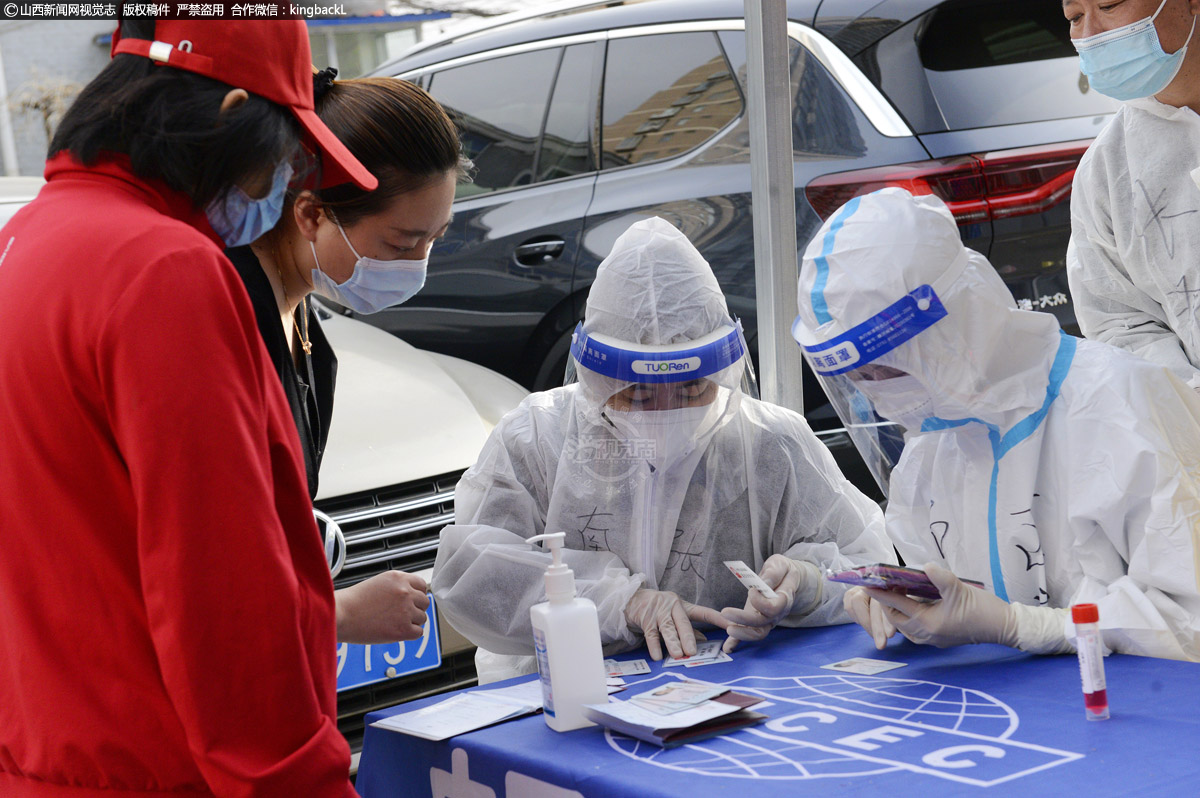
left=608, top=674, right=1082, bottom=788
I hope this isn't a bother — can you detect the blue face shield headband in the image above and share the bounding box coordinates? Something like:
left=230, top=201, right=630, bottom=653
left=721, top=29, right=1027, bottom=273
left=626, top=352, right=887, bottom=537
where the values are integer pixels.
left=792, top=284, right=948, bottom=376
left=1073, top=0, right=1197, bottom=102
left=570, top=322, right=746, bottom=383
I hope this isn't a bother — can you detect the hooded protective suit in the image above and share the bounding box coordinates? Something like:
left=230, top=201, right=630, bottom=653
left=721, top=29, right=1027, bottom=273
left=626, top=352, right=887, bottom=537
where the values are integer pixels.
left=794, top=188, right=1200, bottom=661
left=433, top=217, right=893, bottom=681
left=1068, top=97, right=1200, bottom=384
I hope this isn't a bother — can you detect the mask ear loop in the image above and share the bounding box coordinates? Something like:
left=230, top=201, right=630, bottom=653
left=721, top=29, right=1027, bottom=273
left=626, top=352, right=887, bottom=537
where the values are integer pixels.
left=309, top=204, right=363, bottom=288
left=309, top=240, right=326, bottom=280
left=1156, top=0, right=1199, bottom=52
left=334, top=216, right=365, bottom=261
left=1180, top=11, right=1197, bottom=51
left=305, top=196, right=334, bottom=282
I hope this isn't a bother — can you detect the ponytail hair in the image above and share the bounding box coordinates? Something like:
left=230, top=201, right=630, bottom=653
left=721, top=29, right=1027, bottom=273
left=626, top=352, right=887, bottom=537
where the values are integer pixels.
left=314, top=75, right=469, bottom=226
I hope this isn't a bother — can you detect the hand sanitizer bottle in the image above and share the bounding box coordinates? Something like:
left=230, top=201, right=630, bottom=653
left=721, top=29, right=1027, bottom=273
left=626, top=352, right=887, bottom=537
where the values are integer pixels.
left=526, top=532, right=608, bottom=731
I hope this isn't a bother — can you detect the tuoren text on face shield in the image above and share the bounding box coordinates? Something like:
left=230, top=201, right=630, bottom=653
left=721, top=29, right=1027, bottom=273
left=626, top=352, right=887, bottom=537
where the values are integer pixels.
left=631, top=357, right=700, bottom=375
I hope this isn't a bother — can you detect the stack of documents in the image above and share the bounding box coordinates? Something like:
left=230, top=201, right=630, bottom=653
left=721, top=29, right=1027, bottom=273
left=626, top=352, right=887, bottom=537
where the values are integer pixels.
left=584, top=678, right=766, bottom=748
left=371, top=680, right=544, bottom=741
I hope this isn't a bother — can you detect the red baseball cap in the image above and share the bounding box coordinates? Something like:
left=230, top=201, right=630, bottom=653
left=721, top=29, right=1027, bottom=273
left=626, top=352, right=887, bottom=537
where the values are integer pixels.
left=111, top=20, right=377, bottom=192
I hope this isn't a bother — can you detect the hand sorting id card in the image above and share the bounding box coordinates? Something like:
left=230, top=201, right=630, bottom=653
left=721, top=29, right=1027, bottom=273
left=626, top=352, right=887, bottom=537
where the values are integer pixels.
left=662, top=640, right=725, bottom=667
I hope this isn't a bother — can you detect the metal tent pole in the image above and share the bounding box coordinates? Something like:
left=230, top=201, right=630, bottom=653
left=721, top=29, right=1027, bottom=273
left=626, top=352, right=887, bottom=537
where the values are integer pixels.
left=744, top=0, right=803, bottom=412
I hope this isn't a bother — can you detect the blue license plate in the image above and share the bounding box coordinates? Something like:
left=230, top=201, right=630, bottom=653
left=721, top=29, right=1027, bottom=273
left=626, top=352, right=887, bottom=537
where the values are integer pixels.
left=336, top=595, right=442, bottom=692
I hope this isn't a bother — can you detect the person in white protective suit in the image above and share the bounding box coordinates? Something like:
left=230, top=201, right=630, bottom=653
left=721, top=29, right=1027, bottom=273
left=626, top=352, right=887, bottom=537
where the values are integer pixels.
left=1065, top=0, right=1200, bottom=385
left=432, top=216, right=895, bottom=683
left=793, top=187, right=1200, bottom=661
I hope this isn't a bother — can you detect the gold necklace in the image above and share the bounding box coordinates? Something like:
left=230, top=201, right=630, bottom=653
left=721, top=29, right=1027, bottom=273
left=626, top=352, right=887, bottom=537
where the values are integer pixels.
left=295, top=297, right=312, bottom=356
left=274, top=258, right=312, bottom=356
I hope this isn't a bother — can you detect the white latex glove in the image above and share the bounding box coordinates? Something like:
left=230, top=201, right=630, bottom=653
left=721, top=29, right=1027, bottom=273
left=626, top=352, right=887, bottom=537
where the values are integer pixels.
left=624, top=588, right=730, bottom=661
left=864, top=562, right=1019, bottom=649
left=335, top=570, right=430, bottom=644
left=720, top=556, right=822, bottom=653
left=844, top=585, right=898, bottom=650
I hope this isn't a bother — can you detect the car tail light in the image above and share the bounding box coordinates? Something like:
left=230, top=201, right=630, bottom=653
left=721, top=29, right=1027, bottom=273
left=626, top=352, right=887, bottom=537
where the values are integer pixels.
left=804, top=140, right=1091, bottom=225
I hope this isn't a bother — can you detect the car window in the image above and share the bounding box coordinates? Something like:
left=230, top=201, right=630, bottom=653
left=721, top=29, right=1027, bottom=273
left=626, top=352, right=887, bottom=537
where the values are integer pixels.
left=427, top=47, right=560, bottom=199
left=536, top=43, right=596, bottom=183
left=920, top=0, right=1073, bottom=69
left=718, top=30, right=867, bottom=159
left=916, top=0, right=1119, bottom=129
left=600, top=32, right=742, bottom=169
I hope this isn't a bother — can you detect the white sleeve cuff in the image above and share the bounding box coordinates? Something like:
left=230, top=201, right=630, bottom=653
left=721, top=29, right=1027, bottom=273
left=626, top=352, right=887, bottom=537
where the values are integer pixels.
left=1012, top=602, right=1075, bottom=655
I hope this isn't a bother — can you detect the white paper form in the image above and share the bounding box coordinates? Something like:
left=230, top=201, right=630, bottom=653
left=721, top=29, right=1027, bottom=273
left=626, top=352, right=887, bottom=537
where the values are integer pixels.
left=472, top=679, right=544, bottom=707
left=371, top=682, right=542, bottom=741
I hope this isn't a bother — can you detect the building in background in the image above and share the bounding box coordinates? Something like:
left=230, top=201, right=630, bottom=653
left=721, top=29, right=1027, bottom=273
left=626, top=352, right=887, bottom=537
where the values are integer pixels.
left=0, top=21, right=111, bottom=176
left=307, top=12, right=450, bottom=78
left=0, top=12, right=454, bottom=176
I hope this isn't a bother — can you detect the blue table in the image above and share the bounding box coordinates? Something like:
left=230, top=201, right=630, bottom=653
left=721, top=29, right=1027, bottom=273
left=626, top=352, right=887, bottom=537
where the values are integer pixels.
left=357, top=624, right=1199, bottom=797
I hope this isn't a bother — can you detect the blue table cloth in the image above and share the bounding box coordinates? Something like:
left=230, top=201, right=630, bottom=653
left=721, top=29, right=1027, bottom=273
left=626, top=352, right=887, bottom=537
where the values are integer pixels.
left=357, top=624, right=1199, bottom=797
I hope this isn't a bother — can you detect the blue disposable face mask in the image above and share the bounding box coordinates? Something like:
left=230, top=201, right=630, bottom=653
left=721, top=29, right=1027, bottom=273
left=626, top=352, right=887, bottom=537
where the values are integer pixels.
left=1073, top=0, right=1197, bottom=101
left=206, top=159, right=293, bottom=248
left=309, top=220, right=428, bottom=315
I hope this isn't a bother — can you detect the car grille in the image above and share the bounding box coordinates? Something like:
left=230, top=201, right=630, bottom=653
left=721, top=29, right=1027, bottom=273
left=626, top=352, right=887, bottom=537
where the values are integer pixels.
left=315, top=469, right=478, bottom=756
left=317, top=470, right=464, bottom=589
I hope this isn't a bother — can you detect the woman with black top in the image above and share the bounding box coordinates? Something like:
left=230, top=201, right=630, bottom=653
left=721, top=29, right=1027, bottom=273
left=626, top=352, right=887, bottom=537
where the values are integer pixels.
left=231, top=69, right=468, bottom=644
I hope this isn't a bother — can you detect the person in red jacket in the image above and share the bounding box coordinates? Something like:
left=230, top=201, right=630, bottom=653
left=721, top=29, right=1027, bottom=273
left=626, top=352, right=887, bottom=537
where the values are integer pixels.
left=0, top=20, right=375, bottom=798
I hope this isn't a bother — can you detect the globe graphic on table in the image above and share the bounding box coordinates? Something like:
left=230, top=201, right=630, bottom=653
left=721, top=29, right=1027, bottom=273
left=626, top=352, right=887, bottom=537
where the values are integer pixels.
left=606, top=673, right=1018, bottom=780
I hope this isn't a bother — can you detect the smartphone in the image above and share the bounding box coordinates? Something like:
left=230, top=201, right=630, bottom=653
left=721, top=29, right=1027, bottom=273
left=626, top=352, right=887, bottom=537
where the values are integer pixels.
left=826, top=564, right=984, bottom=600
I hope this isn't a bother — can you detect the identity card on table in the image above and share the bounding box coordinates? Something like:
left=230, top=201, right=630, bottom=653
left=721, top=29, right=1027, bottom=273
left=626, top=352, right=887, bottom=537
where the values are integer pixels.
left=630, top=679, right=729, bottom=715
left=821, top=657, right=907, bottom=676
left=605, top=658, right=651, bottom=677
left=663, top=640, right=726, bottom=668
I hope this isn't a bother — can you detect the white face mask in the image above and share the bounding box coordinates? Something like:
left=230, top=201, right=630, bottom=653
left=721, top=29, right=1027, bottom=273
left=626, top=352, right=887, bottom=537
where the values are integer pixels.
left=310, top=221, right=428, bottom=315
left=1073, top=0, right=1197, bottom=101
left=604, top=403, right=716, bottom=471
left=856, top=374, right=934, bottom=430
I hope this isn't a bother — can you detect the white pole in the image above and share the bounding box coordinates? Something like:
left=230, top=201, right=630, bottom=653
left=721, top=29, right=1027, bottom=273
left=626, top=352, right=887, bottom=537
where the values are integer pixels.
left=0, top=43, right=21, bottom=176
left=325, top=30, right=339, bottom=71
left=744, top=0, right=803, bottom=412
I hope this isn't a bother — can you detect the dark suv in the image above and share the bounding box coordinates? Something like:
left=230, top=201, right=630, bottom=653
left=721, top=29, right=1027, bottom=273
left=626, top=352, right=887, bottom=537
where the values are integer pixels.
left=357, top=0, right=1117, bottom=493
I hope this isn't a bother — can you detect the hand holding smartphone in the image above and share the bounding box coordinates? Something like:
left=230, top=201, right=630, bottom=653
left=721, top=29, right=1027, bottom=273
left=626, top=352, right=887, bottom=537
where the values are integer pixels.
left=826, top=563, right=984, bottom=600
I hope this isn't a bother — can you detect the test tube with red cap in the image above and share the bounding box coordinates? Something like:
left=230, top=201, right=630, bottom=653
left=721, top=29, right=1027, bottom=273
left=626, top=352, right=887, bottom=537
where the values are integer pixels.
left=1072, top=603, right=1109, bottom=721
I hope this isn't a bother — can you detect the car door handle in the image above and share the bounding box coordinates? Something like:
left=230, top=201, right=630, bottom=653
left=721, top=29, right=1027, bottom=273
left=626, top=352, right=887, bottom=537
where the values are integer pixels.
left=513, top=238, right=565, bottom=267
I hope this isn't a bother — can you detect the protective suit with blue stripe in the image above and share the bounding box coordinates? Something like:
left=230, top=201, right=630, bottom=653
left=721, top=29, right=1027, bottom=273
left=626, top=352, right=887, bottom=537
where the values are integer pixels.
left=794, top=188, right=1200, bottom=661
left=433, top=217, right=894, bottom=682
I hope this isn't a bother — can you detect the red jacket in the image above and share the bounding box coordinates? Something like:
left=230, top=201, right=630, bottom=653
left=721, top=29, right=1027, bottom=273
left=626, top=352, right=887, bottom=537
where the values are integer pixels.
left=0, top=154, right=357, bottom=797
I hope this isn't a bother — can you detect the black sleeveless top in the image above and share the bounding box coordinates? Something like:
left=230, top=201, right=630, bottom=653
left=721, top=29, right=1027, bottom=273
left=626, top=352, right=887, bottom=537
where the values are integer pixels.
left=228, top=245, right=337, bottom=500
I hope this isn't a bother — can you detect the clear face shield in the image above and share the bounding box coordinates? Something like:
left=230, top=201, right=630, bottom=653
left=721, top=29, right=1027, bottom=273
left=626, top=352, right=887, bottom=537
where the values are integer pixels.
left=792, top=285, right=949, bottom=498
left=563, top=320, right=758, bottom=473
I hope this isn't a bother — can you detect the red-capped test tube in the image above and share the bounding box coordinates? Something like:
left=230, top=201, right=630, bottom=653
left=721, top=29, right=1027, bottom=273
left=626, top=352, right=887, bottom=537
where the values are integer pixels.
left=1072, top=603, right=1109, bottom=721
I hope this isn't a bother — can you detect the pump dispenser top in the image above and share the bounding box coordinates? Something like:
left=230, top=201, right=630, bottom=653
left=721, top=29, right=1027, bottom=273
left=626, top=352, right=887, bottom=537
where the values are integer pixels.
left=526, top=532, right=575, bottom=602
